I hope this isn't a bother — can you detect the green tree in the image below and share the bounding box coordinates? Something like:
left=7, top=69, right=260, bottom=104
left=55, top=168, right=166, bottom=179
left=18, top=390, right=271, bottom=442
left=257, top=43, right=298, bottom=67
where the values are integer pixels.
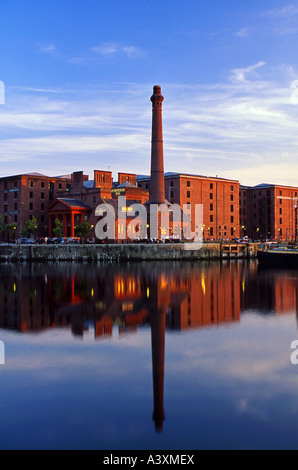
left=52, top=218, right=63, bottom=238
left=74, top=222, right=91, bottom=242
left=21, top=227, right=28, bottom=237
left=5, top=223, right=17, bottom=243
left=25, top=216, right=38, bottom=240
left=0, top=215, right=5, bottom=241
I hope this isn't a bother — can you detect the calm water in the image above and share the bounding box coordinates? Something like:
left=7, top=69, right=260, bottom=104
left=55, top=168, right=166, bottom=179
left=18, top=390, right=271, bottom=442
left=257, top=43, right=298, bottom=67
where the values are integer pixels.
left=0, top=260, right=297, bottom=450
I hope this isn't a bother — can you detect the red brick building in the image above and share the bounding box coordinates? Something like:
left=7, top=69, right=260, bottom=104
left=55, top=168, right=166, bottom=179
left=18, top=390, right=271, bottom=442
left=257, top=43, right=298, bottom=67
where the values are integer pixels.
left=240, top=183, right=298, bottom=241
left=0, top=172, right=71, bottom=239
left=137, top=172, right=240, bottom=240
left=46, top=170, right=150, bottom=240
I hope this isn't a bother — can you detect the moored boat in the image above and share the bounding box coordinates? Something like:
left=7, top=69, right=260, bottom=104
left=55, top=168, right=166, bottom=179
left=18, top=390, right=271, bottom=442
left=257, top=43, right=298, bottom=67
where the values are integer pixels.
left=257, top=243, right=298, bottom=268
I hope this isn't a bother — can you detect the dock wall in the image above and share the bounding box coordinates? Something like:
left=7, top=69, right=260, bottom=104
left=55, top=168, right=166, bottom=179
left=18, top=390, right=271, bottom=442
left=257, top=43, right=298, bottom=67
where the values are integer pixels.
left=0, top=243, right=259, bottom=263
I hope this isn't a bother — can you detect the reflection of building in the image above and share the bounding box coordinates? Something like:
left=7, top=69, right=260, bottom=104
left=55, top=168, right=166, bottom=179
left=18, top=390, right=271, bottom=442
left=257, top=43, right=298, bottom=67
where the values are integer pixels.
left=1, top=261, right=298, bottom=433
left=241, top=264, right=298, bottom=315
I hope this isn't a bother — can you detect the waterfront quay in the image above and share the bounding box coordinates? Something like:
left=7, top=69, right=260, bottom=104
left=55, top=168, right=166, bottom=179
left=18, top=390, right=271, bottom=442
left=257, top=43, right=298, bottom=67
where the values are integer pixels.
left=0, top=242, right=259, bottom=263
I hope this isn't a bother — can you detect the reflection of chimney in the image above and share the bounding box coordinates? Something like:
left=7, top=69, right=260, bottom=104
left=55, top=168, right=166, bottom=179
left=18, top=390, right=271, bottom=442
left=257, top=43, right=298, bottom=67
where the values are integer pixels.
left=149, top=281, right=166, bottom=432
left=150, top=85, right=165, bottom=205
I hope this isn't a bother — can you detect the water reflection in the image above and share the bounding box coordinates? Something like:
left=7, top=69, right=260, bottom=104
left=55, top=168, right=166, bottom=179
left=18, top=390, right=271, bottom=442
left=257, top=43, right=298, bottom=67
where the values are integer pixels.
left=0, top=260, right=297, bottom=435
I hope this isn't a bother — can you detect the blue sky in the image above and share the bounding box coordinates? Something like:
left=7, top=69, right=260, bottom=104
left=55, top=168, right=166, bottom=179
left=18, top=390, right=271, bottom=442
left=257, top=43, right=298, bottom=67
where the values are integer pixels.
left=1, top=0, right=298, bottom=186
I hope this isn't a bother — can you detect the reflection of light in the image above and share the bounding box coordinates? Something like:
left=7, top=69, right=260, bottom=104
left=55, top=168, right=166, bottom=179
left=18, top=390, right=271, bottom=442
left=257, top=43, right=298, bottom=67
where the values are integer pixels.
left=160, top=276, right=167, bottom=290
left=147, top=287, right=150, bottom=298
left=242, top=280, right=245, bottom=293
left=96, top=301, right=106, bottom=310
left=122, top=302, right=134, bottom=312
left=91, top=288, right=94, bottom=297
left=13, top=283, right=17, bottom=293
left=201, top=278, right=206, bottom=296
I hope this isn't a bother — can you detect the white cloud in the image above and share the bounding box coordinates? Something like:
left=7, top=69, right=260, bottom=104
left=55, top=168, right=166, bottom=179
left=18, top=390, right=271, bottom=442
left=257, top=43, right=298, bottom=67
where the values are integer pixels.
left=235, top=27, right=250, bottom=38
left=2, top=67, right=298, bottom=185
left=92, top=42, right=144, bottom=58
left=262, top=4, right=298, bottom=35
left=230, top=61, right=266, bottom=82
left=40, top=44, right=56, bottom=53
left=264, top=3, right=298, bottom=18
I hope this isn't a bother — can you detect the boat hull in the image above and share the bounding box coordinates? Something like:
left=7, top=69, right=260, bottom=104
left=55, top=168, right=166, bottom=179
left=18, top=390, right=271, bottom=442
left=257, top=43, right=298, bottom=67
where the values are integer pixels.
left=258, top=249, right=298, bottom=268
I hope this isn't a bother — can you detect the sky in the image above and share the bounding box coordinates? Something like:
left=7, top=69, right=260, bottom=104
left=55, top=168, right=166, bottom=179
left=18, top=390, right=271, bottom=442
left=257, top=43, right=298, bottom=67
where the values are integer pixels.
left=1, top=0, right=298, bottom=186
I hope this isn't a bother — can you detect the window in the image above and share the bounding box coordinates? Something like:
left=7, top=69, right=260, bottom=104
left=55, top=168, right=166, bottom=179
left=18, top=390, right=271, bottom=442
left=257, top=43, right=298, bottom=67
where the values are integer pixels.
left=280, top=218, right=282, bottom=225
left=14, top=203, right=17, bottom=211
left=29, top=202, right=33, bottom=211
left=170, top=181, right=174, bottom=187
left=210, top=193, right=213, bottom=200
left=210, top=215, right=213, bottom=223
left=59, top=183, right=62, bottom=189
left=93, top=196, right=96, bottom=204
left=280, top=199, right=282, bottom=205
left=231, top=205, right=234, bottom=212
left=4, top=182, right=7, bottom=191
left=41, top=182, right=45, bottom=188
left=210, top=203, right=213, bottom=211
left=14, top=181, right=18, bottom=188
left=14, top=215, right=17, bottom=223
left=210, top=227, right=214, bottom=236
left=231, top=185, right=234, bottom=191
left=279, top=190, right=282, bottom=196
left=187, top=181, right=191, bottom=187
left=41, top=203, right=44, bottom=211
left=231, top=195, right=234, bottom=202
left=29, top=181, right=34, bottom=188
left=30, top=192, right=33, bottom=199
left=280, top=208, right=282, bottom=215
left=187, top=191, right=191, bottom=198
left=231, top=228, right=234, bottom=237
left=170, top=191, right=174, bottom=199
left=210, top=183, right=213, bottom=190
left=41, top=193, right=45, bottom=200
left=231, top=216, right=234, bottom=223
left=14, top=192, right=17, bottom=199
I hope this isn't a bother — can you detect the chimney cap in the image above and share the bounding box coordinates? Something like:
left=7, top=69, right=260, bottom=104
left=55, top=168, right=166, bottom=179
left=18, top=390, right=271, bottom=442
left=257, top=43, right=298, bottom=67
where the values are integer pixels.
left=153, top=85, right=162, bottom=94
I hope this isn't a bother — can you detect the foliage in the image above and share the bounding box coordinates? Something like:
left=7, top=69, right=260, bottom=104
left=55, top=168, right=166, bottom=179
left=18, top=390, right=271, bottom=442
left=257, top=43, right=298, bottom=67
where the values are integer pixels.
left=0, top=215, right=5, bottom=239
left=74, top=222, right=91, bottom=239
left=52, top=218, right=63, bottom=238
left=25, top=216, right=38, bottom=236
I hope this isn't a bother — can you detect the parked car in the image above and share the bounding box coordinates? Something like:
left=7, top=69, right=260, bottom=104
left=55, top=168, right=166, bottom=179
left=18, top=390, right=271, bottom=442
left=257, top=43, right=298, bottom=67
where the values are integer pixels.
left=17, top=238, right=35, bottom=245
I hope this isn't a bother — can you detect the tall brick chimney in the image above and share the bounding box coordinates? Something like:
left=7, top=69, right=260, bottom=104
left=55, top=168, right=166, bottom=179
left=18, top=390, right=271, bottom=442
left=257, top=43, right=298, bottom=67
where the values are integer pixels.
left=150, top=85, right=165, bottom=205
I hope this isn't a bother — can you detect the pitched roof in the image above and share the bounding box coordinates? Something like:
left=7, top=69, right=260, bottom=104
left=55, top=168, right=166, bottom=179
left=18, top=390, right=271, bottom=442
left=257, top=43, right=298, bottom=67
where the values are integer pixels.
left=58, top=198, right=91, bottom=209
left=116, top=181, right=138, bottom=189
left=46, top=198, right=91, bottom=211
